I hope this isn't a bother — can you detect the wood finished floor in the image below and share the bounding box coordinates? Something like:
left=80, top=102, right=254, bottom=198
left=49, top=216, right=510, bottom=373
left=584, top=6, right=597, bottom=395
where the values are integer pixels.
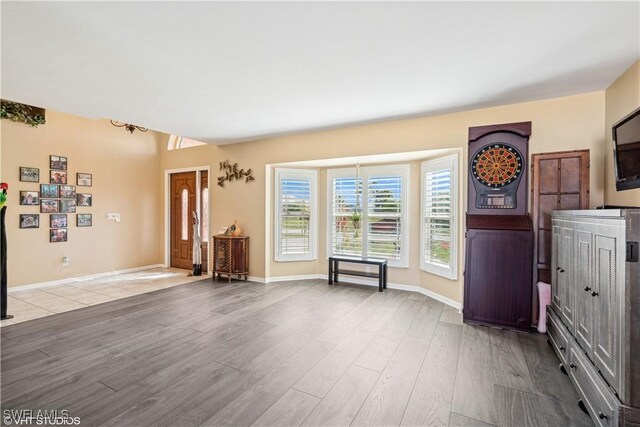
left=0, top=279, right=593, bottom=427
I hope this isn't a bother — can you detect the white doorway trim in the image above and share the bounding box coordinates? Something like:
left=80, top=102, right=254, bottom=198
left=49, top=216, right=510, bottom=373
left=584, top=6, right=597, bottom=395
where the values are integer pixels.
left=164, top=166, right=211, bottom=273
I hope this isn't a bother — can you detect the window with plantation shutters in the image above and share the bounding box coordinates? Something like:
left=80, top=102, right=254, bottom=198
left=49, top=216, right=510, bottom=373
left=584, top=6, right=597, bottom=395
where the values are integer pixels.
left=275, top=168, right=317, bottom=261
left=367, top=175, right=402, bottom=260
left=330, top=176, right=363, bottom=257
left=327, top=165, right=409, bottom=267
left=421, top=155, right=458, bottom=279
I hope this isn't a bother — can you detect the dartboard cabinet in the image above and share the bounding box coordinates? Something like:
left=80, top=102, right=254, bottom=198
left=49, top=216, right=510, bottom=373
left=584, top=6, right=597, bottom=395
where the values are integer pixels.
left=463, top=122, right=534, bottom=331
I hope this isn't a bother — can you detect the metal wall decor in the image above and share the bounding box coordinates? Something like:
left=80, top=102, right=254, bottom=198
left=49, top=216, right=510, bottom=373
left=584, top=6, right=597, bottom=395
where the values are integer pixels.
left=217, top=160, right=254, bottom=187
left=110, top=120, right=148, bottom=134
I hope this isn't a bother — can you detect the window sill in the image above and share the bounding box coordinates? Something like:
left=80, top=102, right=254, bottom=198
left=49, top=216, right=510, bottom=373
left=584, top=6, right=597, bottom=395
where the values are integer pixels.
left=420, top=266, right=457, bottom=281
left=275, top=258, right=317, bottom=263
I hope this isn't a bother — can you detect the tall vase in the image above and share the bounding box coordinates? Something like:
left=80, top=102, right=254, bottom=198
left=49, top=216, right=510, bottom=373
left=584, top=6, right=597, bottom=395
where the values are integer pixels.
left=1, top=206, right=12, bottom=320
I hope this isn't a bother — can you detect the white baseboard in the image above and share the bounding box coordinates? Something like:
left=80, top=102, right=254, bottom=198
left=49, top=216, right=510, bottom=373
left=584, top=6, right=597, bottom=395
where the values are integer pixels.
left=264, top=274, right=461, bottom=310
left=8, top=264, right=165, bottom=293
left=264, top=274, right=326, bottom=283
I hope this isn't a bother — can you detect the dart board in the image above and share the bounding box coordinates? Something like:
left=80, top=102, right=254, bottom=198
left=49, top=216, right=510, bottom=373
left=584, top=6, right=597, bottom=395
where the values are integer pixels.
left=472, top=144, right=523, bottom=187
left=467, top=122, right=530, bottom=215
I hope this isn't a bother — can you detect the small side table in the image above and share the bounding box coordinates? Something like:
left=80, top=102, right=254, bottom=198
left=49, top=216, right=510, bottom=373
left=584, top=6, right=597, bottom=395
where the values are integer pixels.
left=213, top=235, right=249, bottom=282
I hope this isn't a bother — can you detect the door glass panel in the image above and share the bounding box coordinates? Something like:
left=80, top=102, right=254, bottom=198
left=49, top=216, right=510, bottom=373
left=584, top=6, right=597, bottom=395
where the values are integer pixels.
left=202, top=188, right=209, bottom=242
left=181, top=188, right=189, bottom=241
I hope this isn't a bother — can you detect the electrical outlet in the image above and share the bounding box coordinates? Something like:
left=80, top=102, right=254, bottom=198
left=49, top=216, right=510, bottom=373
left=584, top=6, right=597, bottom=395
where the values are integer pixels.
left=62, top=256, right=69, bottom=267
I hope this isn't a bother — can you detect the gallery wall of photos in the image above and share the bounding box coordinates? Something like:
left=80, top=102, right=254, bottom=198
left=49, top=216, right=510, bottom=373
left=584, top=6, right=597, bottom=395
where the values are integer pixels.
left=18, top=155, right=93, bottom=242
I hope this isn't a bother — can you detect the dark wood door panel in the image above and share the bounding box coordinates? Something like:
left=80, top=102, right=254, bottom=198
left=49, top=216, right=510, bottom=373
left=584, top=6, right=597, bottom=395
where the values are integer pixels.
left=560, top=157, right=582, bottom=193
left=539, top=194, right=558, bottom=229
left=463, top=229, right=533, bottom=331
left=171, top=172, right=197, bottom=270
left=559, top=194, right=581, bottom=210
left=539, top=159, right=559, bottom=193
left=538, top=228, right=551, bottom=265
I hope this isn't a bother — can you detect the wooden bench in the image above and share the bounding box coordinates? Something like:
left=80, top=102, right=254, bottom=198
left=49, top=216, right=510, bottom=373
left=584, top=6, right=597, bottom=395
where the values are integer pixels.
left=328, top=256, right=388, bottom=292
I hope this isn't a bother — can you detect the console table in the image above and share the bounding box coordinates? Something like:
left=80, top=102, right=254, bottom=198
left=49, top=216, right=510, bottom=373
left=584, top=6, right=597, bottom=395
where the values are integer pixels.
left=328, top=256, right=388, bottom=292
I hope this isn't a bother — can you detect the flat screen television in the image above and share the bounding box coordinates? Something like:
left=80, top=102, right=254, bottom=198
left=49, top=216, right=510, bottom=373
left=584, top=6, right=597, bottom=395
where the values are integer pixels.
left=612, top=106, right=640, bottom=191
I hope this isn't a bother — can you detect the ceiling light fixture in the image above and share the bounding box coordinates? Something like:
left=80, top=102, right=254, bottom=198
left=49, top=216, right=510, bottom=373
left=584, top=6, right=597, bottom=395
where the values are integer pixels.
left=110, top=120, right=148, bottom=134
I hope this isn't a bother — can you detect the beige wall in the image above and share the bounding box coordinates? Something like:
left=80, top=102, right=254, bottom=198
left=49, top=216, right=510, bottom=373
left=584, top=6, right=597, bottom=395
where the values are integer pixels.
left=604, top=60, right=640, bottom=206
left=2, top=88, right=609, bottom=301
left=1, top=110, right=165, bottom=286
left=161, top=91, right=606, bottom=303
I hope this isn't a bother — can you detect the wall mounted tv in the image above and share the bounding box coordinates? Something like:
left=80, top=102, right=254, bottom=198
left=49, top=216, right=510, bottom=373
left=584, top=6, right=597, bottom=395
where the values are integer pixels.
left=612, top=106, right=640, bottom=191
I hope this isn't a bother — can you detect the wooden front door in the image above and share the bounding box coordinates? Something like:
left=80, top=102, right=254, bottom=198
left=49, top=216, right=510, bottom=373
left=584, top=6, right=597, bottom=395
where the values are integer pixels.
left=200, top=171, right=209, bottom=273
left=171, top=172, right=197, bottom=269
left=531, top=150, right=589, bottom=320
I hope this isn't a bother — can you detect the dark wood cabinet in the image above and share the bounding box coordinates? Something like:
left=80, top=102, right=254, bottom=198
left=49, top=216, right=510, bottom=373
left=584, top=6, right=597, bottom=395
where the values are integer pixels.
left=463, top=122, right=534, bottom=332
left=213, top=236, right=249, bottom=282
left=531, top=150, right=589, bottom=323
left=463, top=216, right=534, bottom=331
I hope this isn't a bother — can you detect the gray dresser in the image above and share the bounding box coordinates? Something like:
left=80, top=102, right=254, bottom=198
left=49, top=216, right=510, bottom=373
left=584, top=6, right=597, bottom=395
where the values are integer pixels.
left=548, top=209, right=640, bottom=427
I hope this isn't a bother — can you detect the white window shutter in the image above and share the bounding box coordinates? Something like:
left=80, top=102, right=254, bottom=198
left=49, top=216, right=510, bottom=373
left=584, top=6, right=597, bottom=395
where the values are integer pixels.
left=275, top=169, right=317, bottom=262
left=421, top=155, right=458, bottom=279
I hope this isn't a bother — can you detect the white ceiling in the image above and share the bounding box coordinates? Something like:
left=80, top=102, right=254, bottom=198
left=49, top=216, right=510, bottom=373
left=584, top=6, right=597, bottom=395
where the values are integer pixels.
left=2, top=2, right=638, bottom=144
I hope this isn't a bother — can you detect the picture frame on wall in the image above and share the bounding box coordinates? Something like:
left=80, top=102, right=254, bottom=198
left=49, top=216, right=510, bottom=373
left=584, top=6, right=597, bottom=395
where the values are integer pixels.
left=60, top=199, right=76, bottom=213
left=50, top=155, right=67, bottom=171
left=77, top=173, right=92, bottom=187
left=50, top=228, right=67, bottom=243
left=19, top=214, right=39, bottom=229
left=40, top=184, right=59, bottom=199
left=19, top=167, right=39, bottom=182
left=77, top=214, right=92, bottom=227
left=50, top=170, right=67, bottom=184
left=50, top=214, right=67, bottom=228
left=77, top=193, right=92, bottom=207
left=20, top=191, right=39, bottom=206
left=40, top=199, right=59, bottom=213
left=59, top=185, right=76, bottom=199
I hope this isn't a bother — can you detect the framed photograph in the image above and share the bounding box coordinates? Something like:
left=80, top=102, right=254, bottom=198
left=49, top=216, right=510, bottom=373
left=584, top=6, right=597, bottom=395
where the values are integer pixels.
left=50, top=228, right=68, bottom=243
left=50, top=214, right=67, bottom=228
left=50, top=155, right=67, bottom=171
left=59, top=185, right=76, bottom=199
left=40, top=199, right=58, bottom=213
left=19, top=214, right=39, bottom=229
left=19, top=167, right=39, bottom=182
left=60, top=199, right=76, bottom=213
left=20, top=191, right=39, bottom=206
left=217, top=226, right=229, bottom=235
left=50, top=170, right=67, bottom=184
left=40, top=184, right=59, bottom=199
left=77, top=193, right=92, bottom=207
left=77, top=173, right=92, bottom=187
left=77, top=214, right=92, bottom=227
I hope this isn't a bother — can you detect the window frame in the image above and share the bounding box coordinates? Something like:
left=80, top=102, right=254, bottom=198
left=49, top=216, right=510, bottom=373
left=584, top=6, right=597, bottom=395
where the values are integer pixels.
left=420, top=154, right=458, bottom=280
left=274, top=168, right=318, bottom=262
left=326, top=164, right=410, bottom=268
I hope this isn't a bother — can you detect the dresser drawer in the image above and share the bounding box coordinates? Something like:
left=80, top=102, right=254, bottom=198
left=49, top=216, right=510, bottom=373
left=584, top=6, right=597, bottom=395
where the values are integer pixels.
left=568, top=346, right=618, bottom=427
left=548, top=308, right=570, bottom=366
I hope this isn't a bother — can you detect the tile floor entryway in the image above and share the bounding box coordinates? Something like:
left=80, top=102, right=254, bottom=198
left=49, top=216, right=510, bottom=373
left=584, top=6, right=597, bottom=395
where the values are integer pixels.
left=1, top=268, right=207, bottom=326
